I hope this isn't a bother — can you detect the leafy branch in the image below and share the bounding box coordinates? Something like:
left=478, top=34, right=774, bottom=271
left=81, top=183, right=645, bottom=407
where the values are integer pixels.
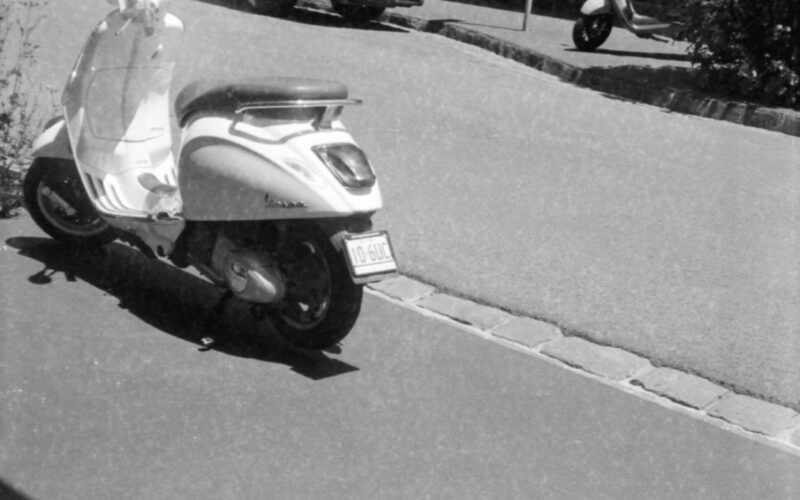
left=0, top=0, right=56, bottom=218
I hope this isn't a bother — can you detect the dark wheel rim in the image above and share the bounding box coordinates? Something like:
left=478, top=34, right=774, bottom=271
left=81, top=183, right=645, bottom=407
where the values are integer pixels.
left=36, top=178, right=108, bottom=237
left=277, top=238, right=332, bottom=330
left=581, top=16, right=612, bottom=44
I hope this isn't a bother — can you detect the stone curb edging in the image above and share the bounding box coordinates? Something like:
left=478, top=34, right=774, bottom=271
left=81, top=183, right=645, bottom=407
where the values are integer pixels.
left=367, top=275, right=800, bottom=456
left=298, top=0, right=800, bottom=137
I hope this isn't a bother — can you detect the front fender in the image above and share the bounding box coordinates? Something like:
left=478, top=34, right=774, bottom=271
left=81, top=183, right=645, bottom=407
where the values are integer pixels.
left=580, top=0, right=612, bottom=16
left=31, top=117, right=73, bottom=160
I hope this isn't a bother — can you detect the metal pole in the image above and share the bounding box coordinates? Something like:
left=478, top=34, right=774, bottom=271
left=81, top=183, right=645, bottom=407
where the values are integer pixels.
left=523, top=0, right=533, bottom=31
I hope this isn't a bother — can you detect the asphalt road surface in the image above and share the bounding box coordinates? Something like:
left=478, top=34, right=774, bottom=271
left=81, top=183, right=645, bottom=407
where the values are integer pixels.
left=4, top=2, right=800, bottom=496
left=25, top=0, right=800, bottom=409
left=1, top=215, right=799, bottom=499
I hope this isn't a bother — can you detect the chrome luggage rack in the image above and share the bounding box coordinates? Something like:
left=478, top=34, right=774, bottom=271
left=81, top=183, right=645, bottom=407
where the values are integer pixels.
left=235, top=99, right=363, bottom=129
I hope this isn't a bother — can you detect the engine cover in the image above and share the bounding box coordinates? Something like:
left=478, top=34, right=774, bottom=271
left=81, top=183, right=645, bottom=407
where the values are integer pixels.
left=210, top=231, right=286, bottom=303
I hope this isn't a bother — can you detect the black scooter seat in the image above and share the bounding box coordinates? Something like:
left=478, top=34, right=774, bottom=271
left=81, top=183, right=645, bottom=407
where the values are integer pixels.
left=174, top=77, right=349, bottom=125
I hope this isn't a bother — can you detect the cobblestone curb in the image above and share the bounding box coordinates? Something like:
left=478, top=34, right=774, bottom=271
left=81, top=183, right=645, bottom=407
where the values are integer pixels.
left=417, top=293, right=514, bottom=330
left=707, top=394, right=800, bottom=438
left=368, top=275, right=800, bottom=456
left=632, top=367, right=728, bottom=410
left=490, top=316, right=562, bottom=347
left=540, top=337, right=652, bottom=381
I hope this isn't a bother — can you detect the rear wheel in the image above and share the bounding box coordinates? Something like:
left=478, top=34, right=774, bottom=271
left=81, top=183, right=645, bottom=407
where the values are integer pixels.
left=269, top=223, right=362, bottom=350
left=331, top=1, right=385, bottom=23
left=243, top=0, right=297, bottom=17
left=572, top=14, right=613, bottom=51
left=23, top=158, right=115, bottom=247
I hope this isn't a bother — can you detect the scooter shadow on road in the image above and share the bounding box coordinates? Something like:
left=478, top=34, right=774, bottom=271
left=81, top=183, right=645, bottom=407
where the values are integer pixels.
left=563, top=46, right=691, bottom=62
left=569, top=64, right=705, bottom=105
left=195, top=0, right=407, bottom=32
left=5, top=236, right=359, bottom=381
left=0, top=478, right=31, bottom=500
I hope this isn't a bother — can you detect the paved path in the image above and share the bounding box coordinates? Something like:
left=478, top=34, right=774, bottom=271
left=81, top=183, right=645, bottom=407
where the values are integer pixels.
left=391, top=0, right=693, bottom=69
left=375, top=0, right=800, bottom=136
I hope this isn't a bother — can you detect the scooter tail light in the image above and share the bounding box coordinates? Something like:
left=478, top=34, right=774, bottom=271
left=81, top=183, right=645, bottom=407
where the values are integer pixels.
left=313, top=143, right=376, bottom=189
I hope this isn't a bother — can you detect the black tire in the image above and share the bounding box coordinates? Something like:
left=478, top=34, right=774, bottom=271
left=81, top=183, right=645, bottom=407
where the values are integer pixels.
left=331, top=1, right=385, bottom=23
left=572, top=14, right=613, bottom=51
left=269, top=223, right=363, bottom=350
left=242, top=0, right=297, bottom=16
left=23, top=158, right=116, bottom=247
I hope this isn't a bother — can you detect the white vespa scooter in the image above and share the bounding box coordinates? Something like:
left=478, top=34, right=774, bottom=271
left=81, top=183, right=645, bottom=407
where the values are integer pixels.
left=25, top=0, right=397, bottom=350
left=572, top=0, right=678, bottom=51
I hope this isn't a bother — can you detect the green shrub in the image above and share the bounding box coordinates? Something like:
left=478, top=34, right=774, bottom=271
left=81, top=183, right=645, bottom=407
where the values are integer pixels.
left=680, top=0, right=800, bottom=108
left=0, top=0, right=54, bottom=218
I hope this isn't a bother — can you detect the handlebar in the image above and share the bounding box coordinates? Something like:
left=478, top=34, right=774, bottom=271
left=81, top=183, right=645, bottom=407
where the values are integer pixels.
left=106, top=0, right=166, bottom=36
left=106, top=0, right=166, bottom=9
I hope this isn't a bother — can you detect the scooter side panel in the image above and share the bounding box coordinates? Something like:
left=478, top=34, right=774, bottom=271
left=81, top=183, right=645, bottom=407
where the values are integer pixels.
left=178, top=117, right=383, bottom=221
left=580, top=0, right=612, bottom=16
left=179, top=138, right=344, bottom=221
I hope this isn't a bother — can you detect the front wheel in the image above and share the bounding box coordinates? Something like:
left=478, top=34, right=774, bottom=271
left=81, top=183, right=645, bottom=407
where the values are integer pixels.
left=269, top=224, right=363, bottom=350
left=572, top=14, right=613, bottom=51
left=331, top=1, right=385, bottom=23
left=23, top=158, right=116, bottom=247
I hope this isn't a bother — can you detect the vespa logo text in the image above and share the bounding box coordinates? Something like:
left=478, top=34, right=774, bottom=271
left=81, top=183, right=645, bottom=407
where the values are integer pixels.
left=264, top=193, right=307, bottom=209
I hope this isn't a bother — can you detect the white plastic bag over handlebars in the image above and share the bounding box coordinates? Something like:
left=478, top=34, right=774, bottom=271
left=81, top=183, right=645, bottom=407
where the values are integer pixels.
left=105, top=0, right=167, bottom=11
left=105, top=0, right=167, bottom=36
left=105, top=0, right=166, bottom=21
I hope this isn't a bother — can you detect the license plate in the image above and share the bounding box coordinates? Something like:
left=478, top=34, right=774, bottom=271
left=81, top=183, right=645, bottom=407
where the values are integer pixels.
left=343, top=231, right=397, bottom=278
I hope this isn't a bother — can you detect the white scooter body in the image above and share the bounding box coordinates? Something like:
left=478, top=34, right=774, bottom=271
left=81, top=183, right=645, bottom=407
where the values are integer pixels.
left=580, top=0, right=672, bottom=35
left=29, top=0, right=397, bottom=347
left=33, top=3, right=383, bottom=256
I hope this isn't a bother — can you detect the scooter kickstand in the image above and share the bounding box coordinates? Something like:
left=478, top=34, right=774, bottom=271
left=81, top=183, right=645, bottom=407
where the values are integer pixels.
left=199, top=290, right=234, bottom=351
